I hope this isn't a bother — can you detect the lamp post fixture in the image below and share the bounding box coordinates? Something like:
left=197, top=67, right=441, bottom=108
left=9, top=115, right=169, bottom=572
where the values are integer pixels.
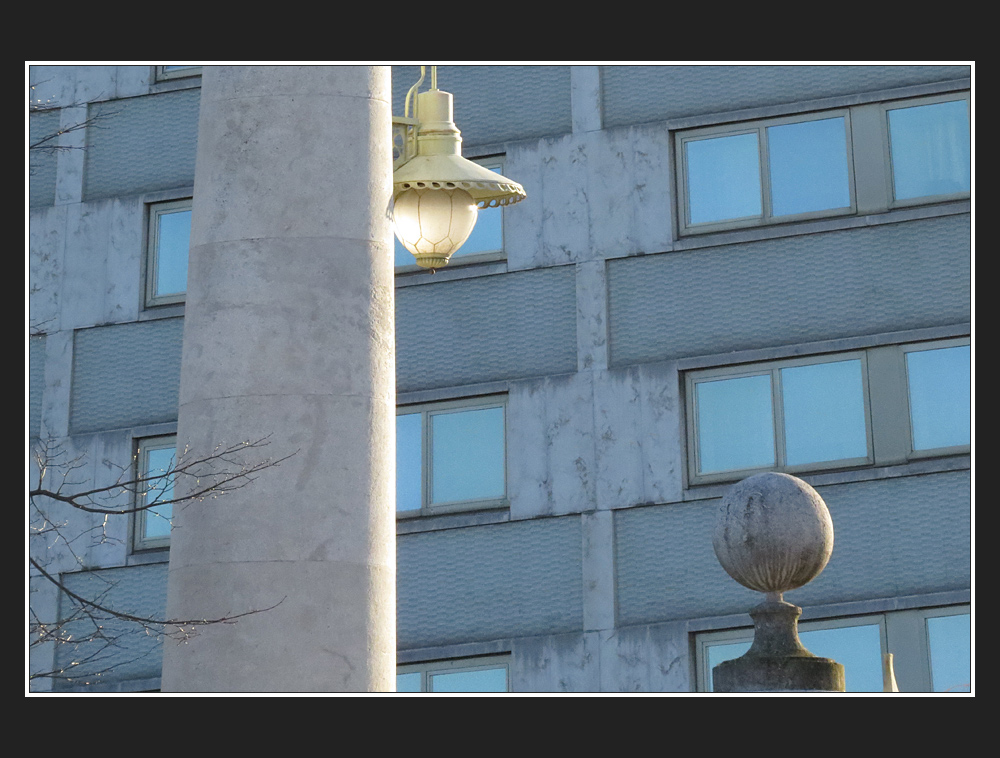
left=392, top=66, right=526, bottom=269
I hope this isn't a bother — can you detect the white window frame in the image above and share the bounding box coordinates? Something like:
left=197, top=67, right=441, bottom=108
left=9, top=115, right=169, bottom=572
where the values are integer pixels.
left=396, top=395, right=508, bottom=517
left=676, top=91, right=970, bottom=236
left=394, top=156, right=508, bottom=272
left=144, top=198, right=192, bottom=308
left=396, top=655, right=511, bottom=693
left=131, top=435, right=176, bottom=552
left=685, top=338, right=970, bottom=485
left=695, top=604, right=970, bottom=692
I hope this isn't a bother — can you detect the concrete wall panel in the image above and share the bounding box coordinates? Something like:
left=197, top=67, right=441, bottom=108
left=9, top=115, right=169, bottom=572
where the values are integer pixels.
left=398, top=517, right=583, bottom=648
left=396, top=268, right=577, bottom=391
left=70, top=319, right=183, bottom=433
left=608, top=215, right=971, bottom=367
left=84, top=89, right=200, bottom=200
left=615, top=471, right=971, bottom=626
left=602, top=65, right=971, bottom=127
left=391, top=65, right=571, bottom=147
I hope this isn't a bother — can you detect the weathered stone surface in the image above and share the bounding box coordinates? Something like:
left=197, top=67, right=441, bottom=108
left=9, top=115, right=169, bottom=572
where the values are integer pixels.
left=713, top=472, right=833, bottom=594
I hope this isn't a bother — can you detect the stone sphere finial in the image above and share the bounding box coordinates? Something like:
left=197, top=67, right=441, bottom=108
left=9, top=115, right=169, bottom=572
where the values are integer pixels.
left=713, top=472, right=833, bottom=596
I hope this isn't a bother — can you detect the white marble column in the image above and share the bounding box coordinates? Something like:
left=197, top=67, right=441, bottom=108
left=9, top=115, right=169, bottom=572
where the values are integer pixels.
left=161, top=65, right=396, bottom=692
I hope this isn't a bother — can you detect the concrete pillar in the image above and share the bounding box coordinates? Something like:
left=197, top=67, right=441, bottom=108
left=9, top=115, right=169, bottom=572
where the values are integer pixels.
left=161, top=66, right=395, bottom=692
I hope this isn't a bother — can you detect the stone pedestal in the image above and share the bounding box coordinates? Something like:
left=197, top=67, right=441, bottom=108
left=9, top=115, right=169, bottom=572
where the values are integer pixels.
left=713, top=599, right=845, bottom=693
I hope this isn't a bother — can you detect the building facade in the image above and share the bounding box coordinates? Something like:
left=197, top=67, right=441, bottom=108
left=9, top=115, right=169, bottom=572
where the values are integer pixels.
left=28, top=64, right=972, bottom=693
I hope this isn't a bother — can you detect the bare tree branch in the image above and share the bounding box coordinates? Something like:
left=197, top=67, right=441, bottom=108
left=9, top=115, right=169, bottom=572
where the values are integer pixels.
left=28, top=435, right=295, bottom=686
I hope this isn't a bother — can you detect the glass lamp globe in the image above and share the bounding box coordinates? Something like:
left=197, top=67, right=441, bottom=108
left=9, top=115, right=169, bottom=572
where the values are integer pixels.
left=392, top=186, right=479, bottom=269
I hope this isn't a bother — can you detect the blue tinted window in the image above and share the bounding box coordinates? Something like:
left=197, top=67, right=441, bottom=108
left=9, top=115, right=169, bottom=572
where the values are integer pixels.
left=686, top=132, right=762, bottom=225
left=927, top=613, right=971, bottom=692
left=154, top=209, right=191, bottom=297
left=906, top=345, right=971, bottom=451
left=695, top=374, right=774, bottom=474
left=395, top=671, right=422, bottom=692
left=888, top=100, right=970, bottom=201
left=141, top=443, right=175, bottom=540
left=781, top=359, right=867, bottom=466
left=768, top=117, right=851, bottom=217
left=396, top=413, right=422, bottom=512
left=431, top=406, right=505, bottom=504
left=430, top=666, right=507, bottom=692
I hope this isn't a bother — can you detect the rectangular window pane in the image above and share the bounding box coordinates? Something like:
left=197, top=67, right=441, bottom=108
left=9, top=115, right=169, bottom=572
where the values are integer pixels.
left=395, top=672, right=422, bottom=692
left=458, top=205, right=502, bottom=256
left=154, top=209, right=191, bottom=297
left=431, top=406, right=505, bottom=504
left=927, top=613, right=971, bottom=692
left=142, top=445, right=175, bottom=540
left=888, top=100, right=970, bottom=200
left=768, top=117, right=850, bottom=217
left=798, top=624, right=883, bottom=693
left=396, top=413, right=422, bottom=512
left=686, top=132, right=762, bottom=225
left=906, top=345, right=971, bottom=450
left=695, top=374, right=774, bottom=474
left=781, top=359, right=868, bottom=466
left=429, top=666, right=508, bottom=692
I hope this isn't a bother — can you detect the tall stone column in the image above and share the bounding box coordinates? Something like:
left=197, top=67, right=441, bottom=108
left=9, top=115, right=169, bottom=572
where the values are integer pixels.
left=161, top=66, right=395, bottom=692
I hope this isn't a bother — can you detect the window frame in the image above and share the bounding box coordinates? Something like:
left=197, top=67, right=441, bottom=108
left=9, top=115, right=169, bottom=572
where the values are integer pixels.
left=396, top=655, right=511, bottom=693
left=677, top=108, right=857, bottom=235
left=685, top=338, right=970, bottom=485
left=675, top=91, right=970, bottom=237
left=144, top=198, right=192, bottom=308
left=131, top=435, right=177, bottom=552
left=396, top=395, right=508, bottom=517
left=901, top=337, right=972, bottom=460
left=686, top=351, right=874, bottom=484
left=881, top=92, right=972, bottom=210
left=394, top=156, right=508, bottom=272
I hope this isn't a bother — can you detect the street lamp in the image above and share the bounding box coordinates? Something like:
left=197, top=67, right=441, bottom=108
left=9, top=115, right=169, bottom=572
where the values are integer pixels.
left=392, top=66, right=526, bottom=269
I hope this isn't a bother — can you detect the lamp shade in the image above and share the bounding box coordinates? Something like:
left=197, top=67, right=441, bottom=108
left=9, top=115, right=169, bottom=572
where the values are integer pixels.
left=392, top=86, right=525, bottom=268
left=393, top=187, right=478, bottom=268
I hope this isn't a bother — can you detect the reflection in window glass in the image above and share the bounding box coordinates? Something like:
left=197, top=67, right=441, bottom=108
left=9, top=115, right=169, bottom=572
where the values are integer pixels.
left=927, top=613, right=971, bottom=692
left=141, top=445, right=175, bottom=540
left=430, top=666, right=508, bottom=692
left=153, top=209, right=191, bottom=298
left=396, top=413, right=422, bottom=512
left=431, top=407, right=505, bottom=504
left=696, top=374, right=774, bottom=474
left=768, top=117, right=850, bottom=217
left=686, top=132, right=762, bottom=225
left=906, top=345, right=971, bottom=451
left=888, top=100, right=970, bottom=201
left=781, top=360, right=867, bottom=466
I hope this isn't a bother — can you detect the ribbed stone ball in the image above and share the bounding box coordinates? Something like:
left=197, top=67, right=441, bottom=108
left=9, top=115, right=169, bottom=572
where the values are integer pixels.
left=713, top=473, right=834, bottom=594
